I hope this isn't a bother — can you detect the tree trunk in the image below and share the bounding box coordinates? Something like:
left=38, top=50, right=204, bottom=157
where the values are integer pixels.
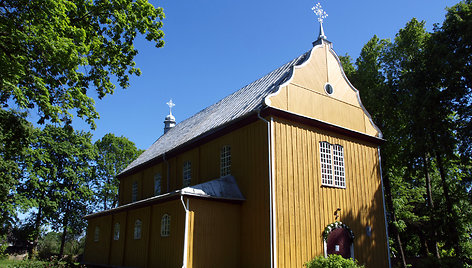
left=383, top=173, right=408, bottom=268
left=29, top=205, right=42, bottom=259
left=58, top=202, right=70, bottom=259
left=104, top=195, right=107, bottom=210
left=435, top=151, right=462, bottom=262
left=423, top=154, right=440, bottom=259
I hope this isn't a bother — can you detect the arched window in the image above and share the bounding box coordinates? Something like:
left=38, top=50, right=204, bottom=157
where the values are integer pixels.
left=113, top=223, right=120, bottom=240
left=132, top=181, right=138, bottom=202
left=134, top=219, right=142, bottom=240
left=182, top=161, right=191, bottom=187
left=220, top=145, right=231, bottom=176
left=154, top=173, right=161, bottom=196
left=94, top=226, right=100, bottom=242
left=161, top=214, right=171, bottom=237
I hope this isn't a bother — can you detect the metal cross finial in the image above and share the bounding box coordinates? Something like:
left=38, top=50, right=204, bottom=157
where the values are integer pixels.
left=312, top=2, right=328, bottom=23
left=166, top=99, right=175, bottom=115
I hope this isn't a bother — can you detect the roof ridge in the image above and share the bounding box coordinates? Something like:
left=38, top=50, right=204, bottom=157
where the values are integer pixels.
left=120, top=51, right=310, bottom=176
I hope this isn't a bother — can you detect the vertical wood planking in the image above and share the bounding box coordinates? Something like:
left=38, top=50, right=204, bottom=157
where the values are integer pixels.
left=273, top=118, right=388, bottom=267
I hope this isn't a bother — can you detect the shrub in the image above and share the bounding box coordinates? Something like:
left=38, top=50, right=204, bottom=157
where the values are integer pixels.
left=306, top=254, right=365, bottom=268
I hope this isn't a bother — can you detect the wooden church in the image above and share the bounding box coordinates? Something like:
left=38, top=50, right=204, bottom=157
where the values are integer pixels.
left=83, top=19, right=391, bottom=268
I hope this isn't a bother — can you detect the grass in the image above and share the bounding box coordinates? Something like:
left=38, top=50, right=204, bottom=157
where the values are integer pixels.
left=0, top=258, right=84, bottom=267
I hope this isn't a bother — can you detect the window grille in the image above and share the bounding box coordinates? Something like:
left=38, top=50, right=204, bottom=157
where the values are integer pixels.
left=154, top=173, right=161, bottom=196
left=134, top=219, right=142, bottom=240
left=132, top=181, right=138, bottom=202
left=220, top=145, right=231, bottom=176
left=320, top=141, right=345, bottom=188
left=114, top=223, right=120, bottom=240
left=183, top=161, right=191, bottom=187
left=94, top=226, right=100, bottom=242
left=332, top=144, right=345, bottom=187
left=161, top=214, right=171, bottom=237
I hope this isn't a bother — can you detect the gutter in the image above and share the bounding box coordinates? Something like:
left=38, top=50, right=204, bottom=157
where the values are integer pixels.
left=181, top=196, right=190, bottom=268
left=257, top=109, right=276, bottom=268
left=378, top=147, right=392, bottom=268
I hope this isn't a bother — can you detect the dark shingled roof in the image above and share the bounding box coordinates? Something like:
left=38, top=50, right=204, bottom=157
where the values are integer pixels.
left=120, top=52, right=309, bottom=176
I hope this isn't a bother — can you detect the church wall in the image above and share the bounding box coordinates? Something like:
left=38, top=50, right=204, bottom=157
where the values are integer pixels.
left=108, top=211, right=127, bottom=266
left=267, top=43, right=379, bottom=137
left=147, top=199, right=186, bottom=268
left=188, top=198, right=241, bottom=268
left=272, top=117, right=388, bottom=268
left=98, top=119, right=271, bottom=267
left=83, top=215, right=112, bottom=265
left=122, top=207, right=149, bottom=267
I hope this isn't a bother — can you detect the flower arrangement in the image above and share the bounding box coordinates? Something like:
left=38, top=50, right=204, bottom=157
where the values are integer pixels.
left=322, top=221, right=355, bottom=241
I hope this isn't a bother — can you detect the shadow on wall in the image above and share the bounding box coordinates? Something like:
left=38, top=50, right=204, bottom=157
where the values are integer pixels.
left=334, top=161, right=388, bottom=267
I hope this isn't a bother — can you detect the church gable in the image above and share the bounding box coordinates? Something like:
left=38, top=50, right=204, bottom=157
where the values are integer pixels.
left=266, top=42, right=381, bottom=138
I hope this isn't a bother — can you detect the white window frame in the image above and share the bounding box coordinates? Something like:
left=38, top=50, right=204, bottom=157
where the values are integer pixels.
left=114, top=223, right=120, bottom=241
left=134, top=219, right=142, bottom=240
left=319, top=141, right=346, bottom=188
left=154, top=173, right=162, bottom=196
left=182, top=161, right=191, bottom=187
left=220, top=145, right=231, bottom=177
left=161, top=214, right=171, bottom=237
left=94, top=226, right=100, bottom=242
left=132, top=181, right=138, bottom=202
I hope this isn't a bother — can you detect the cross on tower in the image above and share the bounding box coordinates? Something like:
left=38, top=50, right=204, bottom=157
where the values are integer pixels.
left=312, top=3, right=328, bottom=23
left=312, top=2, right=328, bottom=40
left=166, top=99, right=175, bottom=115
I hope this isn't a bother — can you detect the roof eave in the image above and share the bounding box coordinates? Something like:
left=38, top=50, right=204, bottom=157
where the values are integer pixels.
left=117, top=109, right=263, bottom=179
left=261, top=106, right=385, bottom=145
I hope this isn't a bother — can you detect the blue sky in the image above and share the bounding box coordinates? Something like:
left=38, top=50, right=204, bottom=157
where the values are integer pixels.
left=52, top=0, right=458, bottom=150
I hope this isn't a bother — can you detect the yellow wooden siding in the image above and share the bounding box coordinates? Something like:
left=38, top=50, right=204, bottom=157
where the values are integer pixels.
left=267, top=43, right=379, bottom=137
left=83, top=216, right=112, bottom=264
left=287, top=84, right=366, bottom=133
left=273, top=118, right=388, bottom=268
left=87, top=120, right=271, bottom=267
left=147, top=199, right=186, bottom=268
left=113, top=120, right=271, bottom=267
left=119, top=172, right=143, bottom=205
left=123, top=207, right=149, bottom=267
left=175, top=148, right=200, bottom=189
left=108, top=212, right=127, bottom=266
left=189, top=198, right=241, bottom=268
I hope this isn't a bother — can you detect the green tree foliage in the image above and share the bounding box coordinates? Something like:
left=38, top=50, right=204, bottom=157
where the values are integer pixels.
left=0, top=109, right=32, bottom=237
left=21, top=125, right=96, bottom=258
left=343, top=1, right=472, bottom=265
left=305, top=254, right=364, bottom=268
left=94, top=133, right=143, bottom=210
left=0, top=0, right=165, bottom=128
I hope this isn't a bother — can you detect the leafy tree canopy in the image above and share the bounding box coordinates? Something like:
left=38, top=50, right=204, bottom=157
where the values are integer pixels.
left=0, top=109, right=32, bottom=231
left=94, top=133, right=143, bottom=210
left=0, top=0, right=165, bottom=128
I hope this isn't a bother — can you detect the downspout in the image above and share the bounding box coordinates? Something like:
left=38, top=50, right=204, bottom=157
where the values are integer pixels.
left=258, top=110, right=276, bottom=268
left=378, top=147, right=392, bottom=268
left=181, top=195, right=190, bottom=268
left=164, top=152, right=170, bottom=192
